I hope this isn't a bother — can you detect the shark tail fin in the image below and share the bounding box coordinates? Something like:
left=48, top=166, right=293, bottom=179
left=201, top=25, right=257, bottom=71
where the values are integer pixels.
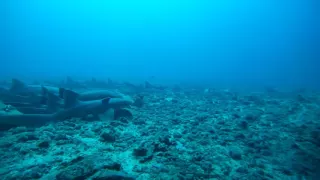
left=46, top=91, right=61, bottom=112
left=10, top=79, right=26, bottom=92
left=40, top=96, right=48, bottom=105
left=63, top=89, right=80, bottom=109
left=59, top=88, right=66, bottom=99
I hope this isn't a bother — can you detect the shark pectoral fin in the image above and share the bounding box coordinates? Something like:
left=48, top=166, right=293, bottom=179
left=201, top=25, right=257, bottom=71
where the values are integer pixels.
left=10, top=79, right=26, bottom=92
left=101, top=97, right=111, bottom=105
left=99, top=108, right=115, bottom=120
left=114, top=108, right=133, bottom=120
left=63, top=89, right=80, bottom=109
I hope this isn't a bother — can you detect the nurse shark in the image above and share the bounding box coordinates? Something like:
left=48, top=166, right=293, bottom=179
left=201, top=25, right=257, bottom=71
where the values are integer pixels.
left=0, top=89, right=134, bottom=129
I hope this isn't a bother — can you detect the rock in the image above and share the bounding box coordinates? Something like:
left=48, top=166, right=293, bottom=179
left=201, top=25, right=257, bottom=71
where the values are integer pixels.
left=133, top=147, right=148, bottom=157
left=92, top=170, right=136, bottom=180
left=38, top=141, right=50, bottom=148
left=229, top=146, right=243, bottom=160
left=100, top=131, right=116, bottom=142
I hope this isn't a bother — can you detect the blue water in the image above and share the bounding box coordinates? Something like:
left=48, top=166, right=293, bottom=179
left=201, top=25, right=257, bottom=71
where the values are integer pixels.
left=1, top=1, right=320, bottom=179
left=1, top=0, right=319, bottom=89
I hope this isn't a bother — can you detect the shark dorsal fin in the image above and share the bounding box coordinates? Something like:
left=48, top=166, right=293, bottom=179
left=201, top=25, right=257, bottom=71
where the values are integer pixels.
left=63, top=89, right=80, bottom=109
left=10, top=79, right=26, bottom=92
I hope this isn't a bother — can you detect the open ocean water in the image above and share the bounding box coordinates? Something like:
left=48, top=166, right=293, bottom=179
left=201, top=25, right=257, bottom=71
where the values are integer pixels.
left=0, top=0, right=319, bottom=179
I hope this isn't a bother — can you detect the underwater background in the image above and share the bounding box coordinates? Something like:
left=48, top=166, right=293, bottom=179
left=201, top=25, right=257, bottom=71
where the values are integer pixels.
left=1, top=0, right=319, bottom=88
left=0, top=0, right=320, bottom=180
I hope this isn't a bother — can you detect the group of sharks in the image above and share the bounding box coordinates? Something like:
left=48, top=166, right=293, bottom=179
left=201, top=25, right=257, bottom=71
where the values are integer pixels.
left=0, top=78, right=136, bottom=130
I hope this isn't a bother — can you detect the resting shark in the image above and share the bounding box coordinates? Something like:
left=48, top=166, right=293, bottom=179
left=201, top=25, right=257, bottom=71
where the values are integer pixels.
left=0, top=89, right=133, bottom=129
left=59, top=88, right=125, bottom=101
left=9, top=78, right=60, bottom=96
left=0, top=101, right=51, bottom=130
left=53, top=89, right=133, bottom=120
left=0, top=93, right=45, bottom=106
left=0, top=79, right=65, bottom=111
